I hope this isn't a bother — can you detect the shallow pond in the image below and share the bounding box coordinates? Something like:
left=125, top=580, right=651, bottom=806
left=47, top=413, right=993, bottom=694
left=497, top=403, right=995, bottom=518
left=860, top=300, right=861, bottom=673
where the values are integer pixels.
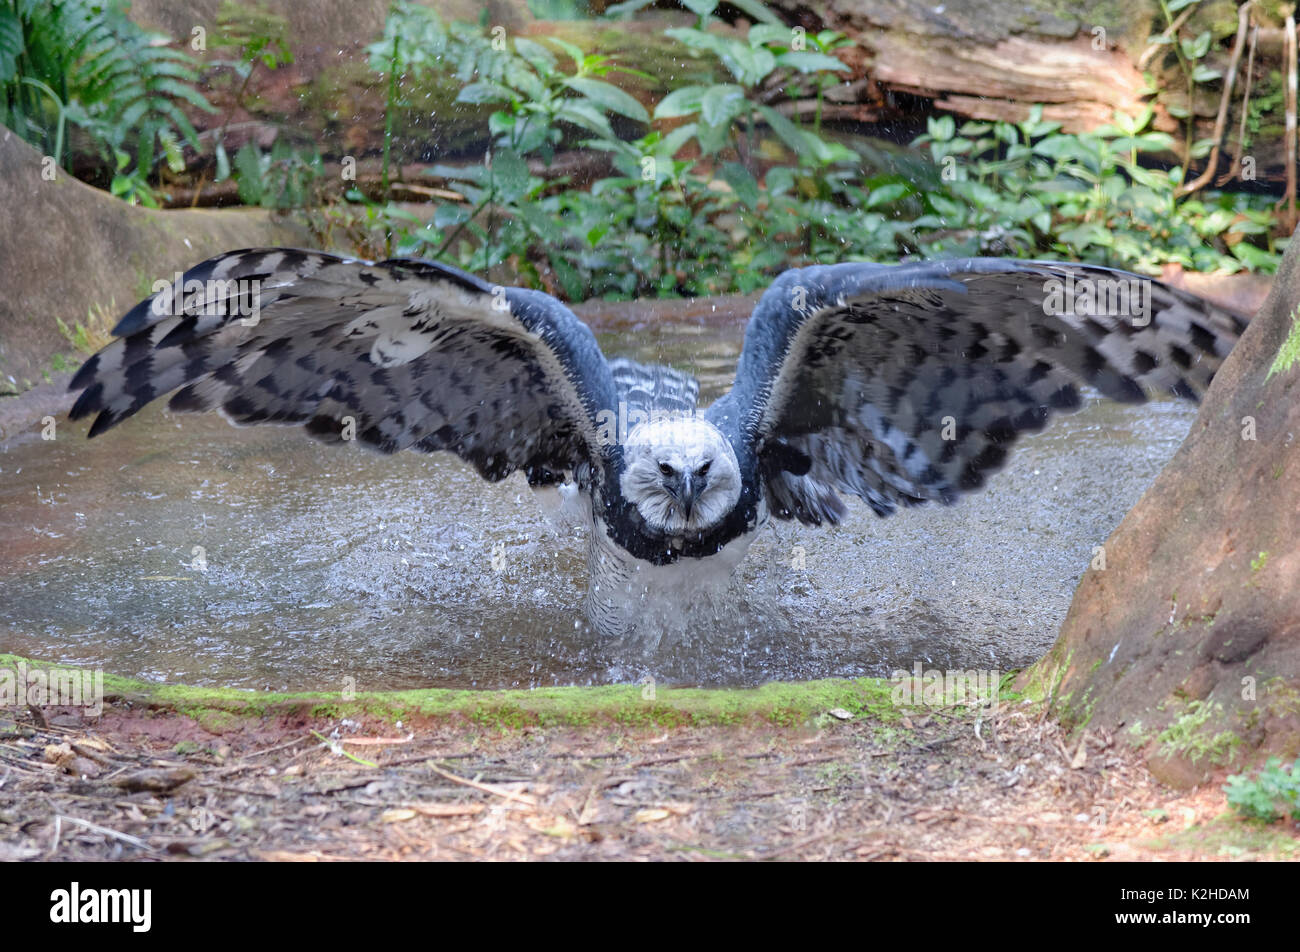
left=0, top=309, right=1197, bottom=690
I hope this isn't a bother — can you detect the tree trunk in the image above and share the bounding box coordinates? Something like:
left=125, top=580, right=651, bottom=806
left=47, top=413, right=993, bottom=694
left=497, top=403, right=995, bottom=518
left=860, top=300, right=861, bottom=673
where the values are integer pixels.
left=1021, top=224, right=1300, bottom=787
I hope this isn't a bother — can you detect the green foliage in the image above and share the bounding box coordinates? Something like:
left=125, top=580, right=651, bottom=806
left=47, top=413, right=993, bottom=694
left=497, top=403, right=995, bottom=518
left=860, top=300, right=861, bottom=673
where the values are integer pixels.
left=1224, top=757, right=1300, bottom=822
left=209, top=0, right=296, bottom=198
left=0, top=0, right=213, bottom=204
left=1147, top=0, right=1221, bottom=159
left=349, top=0, right=877, bottom=297
left=232, top=138, right=322, bottom=208
left=1242, top=71, right=1285, bottom=151
left=656, top=1, right=852, bottom=169
left=326, top=0, right=1282, bottom=302
left=911, top=105, right=1283, bottom=273
left=371, top=3, right=648, bottom=163
left=526, top=0, right=590, bottom=20
left=211, top=0, right=292, bottom=73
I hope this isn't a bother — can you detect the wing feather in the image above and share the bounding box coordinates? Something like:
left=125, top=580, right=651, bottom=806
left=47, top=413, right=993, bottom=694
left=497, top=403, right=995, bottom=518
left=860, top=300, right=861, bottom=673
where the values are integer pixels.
left=707, top=258, right=1248, bottom=524
left=69, top=249, right=618, bottom=483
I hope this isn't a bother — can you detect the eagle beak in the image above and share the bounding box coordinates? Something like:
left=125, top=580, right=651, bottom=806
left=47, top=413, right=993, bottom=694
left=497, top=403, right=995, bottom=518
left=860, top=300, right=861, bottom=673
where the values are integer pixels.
left=679, top=471, right=706, bottom=520
left=680, top=472, right=695, bottom=519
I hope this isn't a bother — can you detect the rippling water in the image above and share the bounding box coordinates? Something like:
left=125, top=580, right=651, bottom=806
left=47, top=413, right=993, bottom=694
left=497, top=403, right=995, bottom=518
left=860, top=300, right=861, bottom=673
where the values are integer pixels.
left=0, top=315, right=1197, bottom=690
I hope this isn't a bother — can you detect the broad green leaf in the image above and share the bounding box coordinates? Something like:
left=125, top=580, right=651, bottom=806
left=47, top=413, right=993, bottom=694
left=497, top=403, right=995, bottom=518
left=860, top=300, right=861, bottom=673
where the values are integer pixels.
left=603, top=0, right=656, bottom=18
left=654, top=85, right=709, bottom=118
left=434, top=203, right=470, bottom=228
left=747, top=24, right=792, bottom=48
left=757, top=104, right=808, bottom=157
left=1232, top=242, right=1278, bottom=272
left=214, top=141, right=231, bottom=182
left=512, top=37, right=556, bottom=72
left=1180, top=31, right=1212, bottom=60
left=719, top=161, right=760, bottom=209
left=566, top=76, right=649, bottom=122
left=681, top=0, right=719, bottom=20
left=927, top=114, right=955, bottom=142
left=658, top=122, right=699, bottom=158
left=547, top=37, right=586, bottom=68
left=490, top=147, right=532, bottom=202
left=556, top=101, right=614, bottom=138
left=775, top=50, right=848, bottom=74
left=700, top=83, right=747, bottom=126
left=458, top=81, right=512, bottom=104
left=864, top=182, right=909, bottom=208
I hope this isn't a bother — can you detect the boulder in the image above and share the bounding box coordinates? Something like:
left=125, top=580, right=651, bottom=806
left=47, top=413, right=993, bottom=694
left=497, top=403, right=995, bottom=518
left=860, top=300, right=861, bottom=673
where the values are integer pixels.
left=0, top=127, right=309, bottom=396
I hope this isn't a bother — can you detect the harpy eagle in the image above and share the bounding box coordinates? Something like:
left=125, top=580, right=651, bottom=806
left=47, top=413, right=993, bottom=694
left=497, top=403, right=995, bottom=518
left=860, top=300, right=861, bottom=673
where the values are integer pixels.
left=69, top=249, right=1246, bottom=637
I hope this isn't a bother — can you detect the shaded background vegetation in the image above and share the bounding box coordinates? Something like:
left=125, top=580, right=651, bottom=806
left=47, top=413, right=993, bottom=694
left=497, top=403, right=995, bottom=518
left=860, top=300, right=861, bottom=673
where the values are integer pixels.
left=1, top=0, right=1290, bottom=302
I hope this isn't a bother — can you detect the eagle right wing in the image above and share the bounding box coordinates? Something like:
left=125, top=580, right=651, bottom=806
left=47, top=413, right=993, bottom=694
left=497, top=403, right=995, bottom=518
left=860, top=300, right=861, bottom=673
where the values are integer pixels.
left=706, top=258, right=1248, bottom=524
left=69, top=249, right=619, bottom=484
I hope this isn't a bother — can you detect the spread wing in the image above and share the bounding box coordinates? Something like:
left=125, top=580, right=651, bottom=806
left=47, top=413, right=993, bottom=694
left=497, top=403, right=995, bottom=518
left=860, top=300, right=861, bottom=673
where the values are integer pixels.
left=705, top=258, right=1248, bottom=525
left=69, top=248, right=618, bottom=484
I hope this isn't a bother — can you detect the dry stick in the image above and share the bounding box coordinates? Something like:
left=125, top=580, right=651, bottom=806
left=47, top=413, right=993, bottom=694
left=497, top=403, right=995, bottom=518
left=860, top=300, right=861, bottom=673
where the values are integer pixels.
left=1221, top=23, right=1259, bottom=186
left=426, top=764, right=538, bottom=806
left=1137, top=6, right=1198, bottom=71
left=1178, top=1, right=1252, bottom=197
left=55, top=814, right=155, bottom=852
left=426, top=763, right=537, bottom=807
left=1284, top=14, right=1298, bottom=231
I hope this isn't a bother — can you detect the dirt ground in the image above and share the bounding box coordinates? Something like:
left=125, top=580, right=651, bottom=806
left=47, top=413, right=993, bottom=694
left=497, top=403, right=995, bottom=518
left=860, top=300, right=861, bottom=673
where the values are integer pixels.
left=2, top=698, right=1296, bottom=862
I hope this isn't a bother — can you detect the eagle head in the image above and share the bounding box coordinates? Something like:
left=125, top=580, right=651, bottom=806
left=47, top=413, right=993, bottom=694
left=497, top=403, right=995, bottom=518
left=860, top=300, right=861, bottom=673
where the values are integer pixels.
left=619, top=416, right=741, bottom=536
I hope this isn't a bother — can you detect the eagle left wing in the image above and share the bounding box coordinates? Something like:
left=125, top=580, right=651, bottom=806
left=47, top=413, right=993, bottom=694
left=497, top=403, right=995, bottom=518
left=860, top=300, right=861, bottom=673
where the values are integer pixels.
left=705, top=258, right=1247, bottom=525
left=69, top=248, right=618, bottom=484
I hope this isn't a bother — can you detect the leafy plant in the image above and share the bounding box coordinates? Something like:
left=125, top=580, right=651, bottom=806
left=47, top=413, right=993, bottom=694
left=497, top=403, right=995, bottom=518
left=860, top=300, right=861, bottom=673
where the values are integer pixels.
left=362, top=5, right=654, bottom=269
left=910, top=105, right=1283, bottom=273
left=1146, top=0, right=1223, bottom=165
left=0, top=0, right=213, bottom=202
left=654, top=0, right=852, bottom=172
left=208, top=0, right=294, bottom=182
left=1224, top=757, right=1300, bottom=822
left=232, top=138, right=322, bottom=208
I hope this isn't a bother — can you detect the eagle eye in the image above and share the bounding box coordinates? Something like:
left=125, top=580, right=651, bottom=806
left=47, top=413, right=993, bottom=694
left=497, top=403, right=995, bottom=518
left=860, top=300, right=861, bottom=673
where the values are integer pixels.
left=696, top=461, right=711, bottom=477
left=658, top=462, right=675, bottom=477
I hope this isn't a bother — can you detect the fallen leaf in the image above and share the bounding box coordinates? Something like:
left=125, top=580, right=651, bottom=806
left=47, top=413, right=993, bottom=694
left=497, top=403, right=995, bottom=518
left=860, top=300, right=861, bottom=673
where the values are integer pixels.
left=828, top=708, right=853, bottom=720
left=43, top=743, right=73, bottom=767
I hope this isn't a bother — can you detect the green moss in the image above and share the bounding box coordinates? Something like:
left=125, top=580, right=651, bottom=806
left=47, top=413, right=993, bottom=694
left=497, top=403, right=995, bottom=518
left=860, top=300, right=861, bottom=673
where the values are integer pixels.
left=1, top=653, right=904, bottom=731
left=1267, top=306, right=1300, bottom=378
left=1019, top=643, right=1073, bottom=705
left=1156, top=699, right=1242, bottom=766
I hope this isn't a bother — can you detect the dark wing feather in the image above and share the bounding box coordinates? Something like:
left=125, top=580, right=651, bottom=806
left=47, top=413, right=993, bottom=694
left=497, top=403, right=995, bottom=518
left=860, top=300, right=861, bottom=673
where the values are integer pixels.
left=706, top=258, right=1247, bottom=524
left=68, top=249, right=618, bottom=483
